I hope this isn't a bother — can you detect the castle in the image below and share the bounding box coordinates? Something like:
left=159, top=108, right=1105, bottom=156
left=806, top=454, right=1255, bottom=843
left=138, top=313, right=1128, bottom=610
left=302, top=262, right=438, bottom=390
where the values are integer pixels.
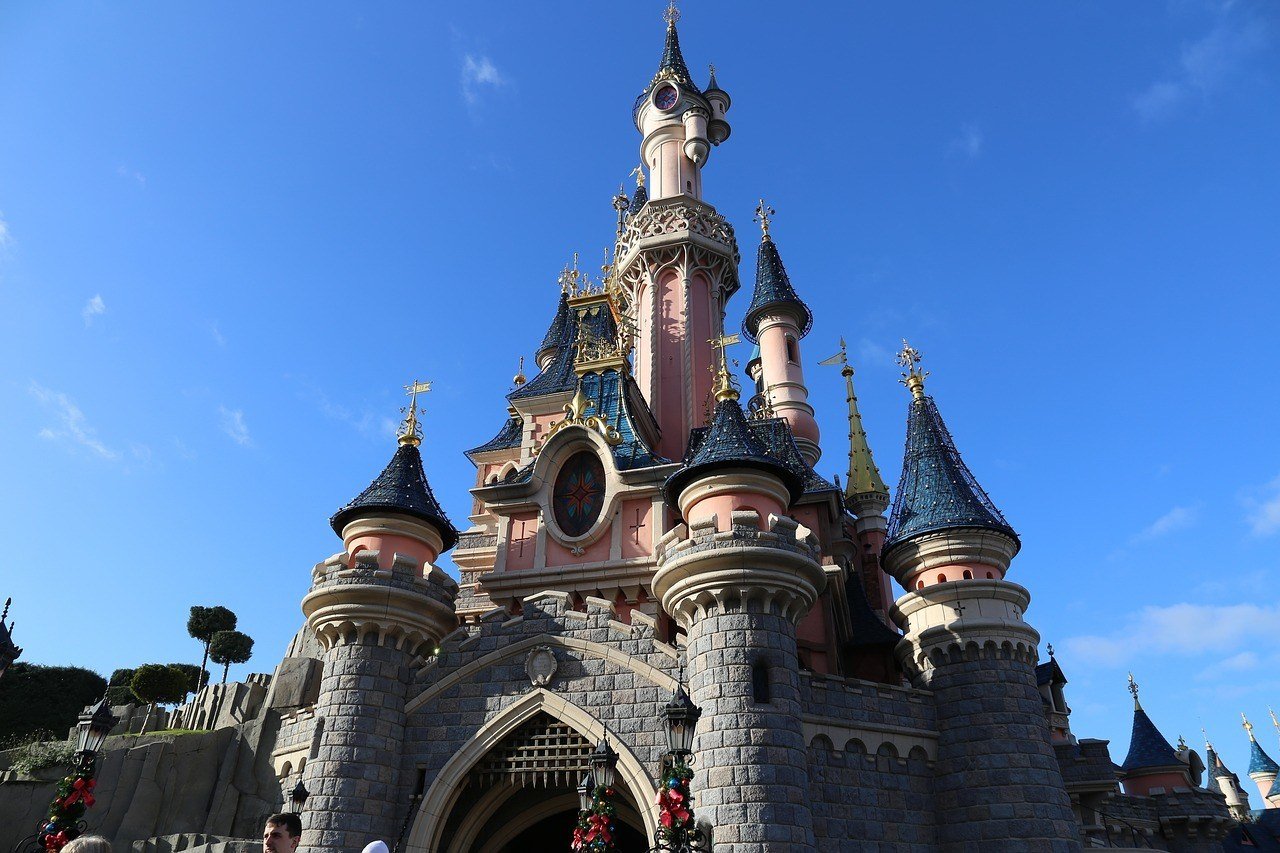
left=4, top=6, right=1279, bottom=853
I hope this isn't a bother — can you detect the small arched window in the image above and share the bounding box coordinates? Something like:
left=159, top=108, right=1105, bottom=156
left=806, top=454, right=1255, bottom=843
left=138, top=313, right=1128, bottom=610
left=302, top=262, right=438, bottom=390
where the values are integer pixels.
left=916, top=580, right=924, bottom=590
left=962, top=570, right=972, bottom=580
left=986, top=571, right=994, bottom=579
left=786, top=336, right=799, bottom=363
left=752, top=660, right=771, bottom=703
left=937, top=574, right=946, bottom=584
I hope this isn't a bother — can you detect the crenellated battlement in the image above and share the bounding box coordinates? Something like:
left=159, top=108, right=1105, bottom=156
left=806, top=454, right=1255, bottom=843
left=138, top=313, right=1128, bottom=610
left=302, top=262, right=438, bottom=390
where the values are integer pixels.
left=653, top=509, right=825, bottom=625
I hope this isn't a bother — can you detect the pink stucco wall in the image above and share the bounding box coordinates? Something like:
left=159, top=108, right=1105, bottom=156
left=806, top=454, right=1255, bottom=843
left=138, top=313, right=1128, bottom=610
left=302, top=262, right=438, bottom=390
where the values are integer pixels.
left=346, top=532, right=438, bottom=571
left=504, top=512, right=539, bottom=571
left=620, top=500, right=653, bottom=558
left=684, top=492, right=784, bottom=532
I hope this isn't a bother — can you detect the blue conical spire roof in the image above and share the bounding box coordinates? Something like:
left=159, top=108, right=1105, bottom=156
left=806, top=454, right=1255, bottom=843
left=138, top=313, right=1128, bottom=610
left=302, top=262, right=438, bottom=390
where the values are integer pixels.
left=883, top=393, right=1018, bottom=555
left=1121, top=705, right=1182, bottom=773
left=664, top=396, right=802, bottom=508
left=1248, top=736, right=1280, bottom=776
left=331, top=442, right=458, bottom=552
left=742, top=236, right=813, bottom=344
left=538, top=291, right=573, bottom=356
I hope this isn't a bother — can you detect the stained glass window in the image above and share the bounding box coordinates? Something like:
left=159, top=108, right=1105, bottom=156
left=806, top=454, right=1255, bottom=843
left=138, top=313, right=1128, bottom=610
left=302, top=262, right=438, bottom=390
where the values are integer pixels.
left=553, top=452, right=606, bottom=537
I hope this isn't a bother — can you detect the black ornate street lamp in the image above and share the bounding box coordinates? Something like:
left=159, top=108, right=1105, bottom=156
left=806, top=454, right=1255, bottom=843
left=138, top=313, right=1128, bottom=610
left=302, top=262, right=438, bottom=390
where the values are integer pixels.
left=74, top=696, right=118, bottom=771
left=571, top=741, right=621, bottom=852
left=0, top=597, right=22, bottom=682
left=289, top=780, right=309, bottom=810
left=589, top=739, right=619, bottom=788
left=577, top=772, right=595, bottom=814
left=652, top=685, right=709, bottom=852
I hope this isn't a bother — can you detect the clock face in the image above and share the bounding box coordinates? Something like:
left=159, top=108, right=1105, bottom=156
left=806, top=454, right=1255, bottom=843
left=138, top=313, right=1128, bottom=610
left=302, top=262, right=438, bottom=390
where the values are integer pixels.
left=654, top=85, right=678, bottom=111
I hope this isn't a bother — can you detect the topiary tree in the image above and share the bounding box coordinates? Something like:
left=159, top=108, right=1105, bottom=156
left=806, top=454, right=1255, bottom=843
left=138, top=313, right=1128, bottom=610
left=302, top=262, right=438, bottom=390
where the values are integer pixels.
left=167, top=662, right=208, bottom=695
left=209, top=631, right=254, bottom=685
left=106, top=667, right=136, bottom=706
left=186, top=606, right=236, bottom=701
left=129, top=664, right=188, bottom=734
left=0, top=664, right=107, bottom=742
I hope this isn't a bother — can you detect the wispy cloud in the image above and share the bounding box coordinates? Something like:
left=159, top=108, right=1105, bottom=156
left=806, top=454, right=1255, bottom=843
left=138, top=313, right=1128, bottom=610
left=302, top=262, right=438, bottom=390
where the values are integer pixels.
left=29, top=381, right=119, bottom=460
left=857, top=338, right=894, bottom=370
left=948, top=123, right=984, bottom=159
left=218, top=406, right=252, bottom=447
left=0, top=212, right=11, bottom=247
left=82, top=294, right=106, bottom=326
left=1243, top=474, right=1280, bottom=536
left=1133, top=505, right=1198, bottom=541
left=461, top=54, right=506, bottom=105
left=1134, top=11, right=1269, bottom=121
left=1063, top=602, right=1280, bottom=666
left=116, top=164, right=146, bottom=186
left=209, top=322, right=226, bottom=347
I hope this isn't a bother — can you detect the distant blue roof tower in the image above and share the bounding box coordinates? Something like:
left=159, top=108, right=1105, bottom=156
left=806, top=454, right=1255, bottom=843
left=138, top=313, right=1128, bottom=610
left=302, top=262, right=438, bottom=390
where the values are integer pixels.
left=1120, top=675, right=1183, bottom=774
left=741, top=213, right=813, bottom=344
left=883, top=343, right=1018, bottom=558
left=331, top=389, right=458, bottom=552
left=1244, top=713, right=1280, bottom=776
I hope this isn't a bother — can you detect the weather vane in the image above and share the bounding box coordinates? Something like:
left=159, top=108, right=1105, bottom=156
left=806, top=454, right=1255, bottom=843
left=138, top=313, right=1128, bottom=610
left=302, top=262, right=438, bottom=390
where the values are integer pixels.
left=1127, top=672, right=1140, bottom=705
left=399, top=380, right=432, bottom=447
left=708, top=332, right=740, bottom=401
left=817, top=336, right=850, bottom=370
left=630, top=164, right=646, bottom=188
left=754, top=198, right=774, bottom=238
left=1243, top=712, right=1256, bottom=740
left=663, top=0, right=680, bottom=27
left=896, top=339, right=928, bottom=398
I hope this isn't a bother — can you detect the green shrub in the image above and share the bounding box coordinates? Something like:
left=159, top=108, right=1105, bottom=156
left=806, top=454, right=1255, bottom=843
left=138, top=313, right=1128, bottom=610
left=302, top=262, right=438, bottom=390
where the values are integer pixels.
left=4, top=730, right=75, bottom=775
left=0, top=664, right=107, bottom=742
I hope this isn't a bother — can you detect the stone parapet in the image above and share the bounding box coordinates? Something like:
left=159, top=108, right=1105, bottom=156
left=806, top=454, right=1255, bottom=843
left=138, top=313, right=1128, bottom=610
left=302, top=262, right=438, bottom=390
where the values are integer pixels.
left=882, top=526, right=1018, bottom=587
left=653, top=512, right=825, bottom=626
left=891, top=579, right=1039, bottom=679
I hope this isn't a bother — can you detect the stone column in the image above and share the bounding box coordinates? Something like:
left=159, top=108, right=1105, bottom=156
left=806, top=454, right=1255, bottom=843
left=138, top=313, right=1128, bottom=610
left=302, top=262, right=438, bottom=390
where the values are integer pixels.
left=654, top=512, right=825, bottom=852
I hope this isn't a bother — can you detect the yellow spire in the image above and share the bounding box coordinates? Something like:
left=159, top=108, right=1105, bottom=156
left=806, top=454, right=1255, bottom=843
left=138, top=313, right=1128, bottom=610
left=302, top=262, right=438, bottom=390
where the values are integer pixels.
left=399, top=380, right=432, bottom=447
left=820, top=337, right=888, bottom=504
left=1244, top=712, right=1257, bottom=742
left=709, top=332, right=740, bottom=402
left=896, top=339, right=928, bottom=399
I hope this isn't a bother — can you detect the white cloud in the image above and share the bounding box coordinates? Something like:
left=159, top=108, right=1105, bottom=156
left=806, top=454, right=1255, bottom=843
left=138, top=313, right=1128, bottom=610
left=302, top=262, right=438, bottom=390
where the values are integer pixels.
left=218, top=406, right=252, bottom=446
left=857, top=338, right=894, bottom=370
left=209, top=322, right=226, bottom=347
left=1134, top=505, right=1197, bottom=541
left=82, top=294, right=106, bottom=326
left=949, top=123, right=984, bottom=159
left=0, top=212, right=11, bottom=246
left=1134, top=13, right=1269, bottom=121
left=29, top=381, right=119, bottom=460
left=116, top=164, right=146, bottom=186
left=1244, top=474, right=1280, bottom=536
left=461, top=54, right=506, bottom=105
left=1063, top=602, right=1280, bottom=666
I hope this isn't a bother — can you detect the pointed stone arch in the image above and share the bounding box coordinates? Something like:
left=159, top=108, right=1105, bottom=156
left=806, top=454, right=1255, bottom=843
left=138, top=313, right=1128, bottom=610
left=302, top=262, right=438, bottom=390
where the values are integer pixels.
left=403, top=688, right=658, bottom=852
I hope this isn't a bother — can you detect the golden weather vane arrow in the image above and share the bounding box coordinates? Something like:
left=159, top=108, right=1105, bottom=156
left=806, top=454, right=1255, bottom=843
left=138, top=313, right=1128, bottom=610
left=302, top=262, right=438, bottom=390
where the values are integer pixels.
left=399, top=380, right=432, bottom=447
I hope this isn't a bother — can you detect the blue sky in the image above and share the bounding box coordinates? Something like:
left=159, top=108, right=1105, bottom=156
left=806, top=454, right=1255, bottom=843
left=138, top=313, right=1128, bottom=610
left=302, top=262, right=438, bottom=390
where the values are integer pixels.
left=2, top=1, right=1278, bottom=776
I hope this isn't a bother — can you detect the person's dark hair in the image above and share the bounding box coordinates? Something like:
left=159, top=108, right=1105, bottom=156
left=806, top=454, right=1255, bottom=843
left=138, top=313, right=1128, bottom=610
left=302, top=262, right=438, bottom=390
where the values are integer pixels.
left=266, top=813, right=302, bottom=838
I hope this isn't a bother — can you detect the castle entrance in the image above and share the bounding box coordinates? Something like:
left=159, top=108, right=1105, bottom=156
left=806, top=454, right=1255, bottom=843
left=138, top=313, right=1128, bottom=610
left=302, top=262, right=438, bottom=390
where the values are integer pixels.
left=434, top=712, right=648, bottom=852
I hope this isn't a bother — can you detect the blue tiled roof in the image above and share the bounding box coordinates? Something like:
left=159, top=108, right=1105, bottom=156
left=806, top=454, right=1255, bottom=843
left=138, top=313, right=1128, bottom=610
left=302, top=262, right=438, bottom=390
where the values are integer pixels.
left=331, top=443, right=458, bottom=552
left=579, top=368, right=664, bottom=471
left=742, top=237, right=813, bottom=344
left=465, top=415, right=522, bottom=463
left=750, top=417, right=839, bottom=495
left=664, top=397, right=802, bottom=507
left=629, top=184, right=648, bottom=217
left=1120, top=707, right=1182, bottom=773
left=1035, top=658, right=1067, bottom=687
left=634, top=21, right=701, bottom=123
left=1223, top=809, right=1280, bottom=852
left=883, top=394, right=1018, bottom=557
left=1206, top=747, right=1230, bottom=780
left=1249, top=738, right=1280, bottom=776
left=538, top=292, right=573, bottom=355
left=845, top=571, right=899, bottom=647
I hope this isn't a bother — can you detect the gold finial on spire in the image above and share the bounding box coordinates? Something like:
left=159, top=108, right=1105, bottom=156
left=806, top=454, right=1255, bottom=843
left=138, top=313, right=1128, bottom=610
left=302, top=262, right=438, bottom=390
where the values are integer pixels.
left=663, top=0, right=680, bottom=28
left=1269, top=706, right=1280, bottom=735
left=896, top=339, right=928, bottom=399
left=630, top=164, right=646, bottom=188
left=820, top=336, right=888, bottom=505
left=399, top=380, right=432, bottom=447
left=754, top=198, right=775, bottom=240
left=709, top=332, right=741, bottom=401
left=1127, top=672, right=1141, bottom=710
left=1243, top=712, right=1256, bottom=741
left=1203, top=726, right=1212, bottom=750
left=513, top=356, right=526, bottom=387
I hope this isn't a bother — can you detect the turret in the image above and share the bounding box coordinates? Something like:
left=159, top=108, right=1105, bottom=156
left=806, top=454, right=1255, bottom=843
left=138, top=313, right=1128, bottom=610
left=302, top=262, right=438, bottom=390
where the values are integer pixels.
left=300, top=385, right=459, bottom=853
left=653, top=354, right=822, bottom=851
left=535, top=285, right=573, bottom=371
left=742, top=202, right=821, bottom=465
left=1243, top=713, right=1280, bottom=808
left=1119, top=674, right=1194, bottom=796
left=885, top=342, right=1080, bottom=849
left=633, top=3, right=724, bottom=200
left=1204, top=733, right=1252, bottom=821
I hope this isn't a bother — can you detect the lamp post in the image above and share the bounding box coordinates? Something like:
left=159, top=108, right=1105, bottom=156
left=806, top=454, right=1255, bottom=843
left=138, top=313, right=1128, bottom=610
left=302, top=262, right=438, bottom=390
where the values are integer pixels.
left=74, top=696, right=118, bottom=772
left=289, top=780, right=309, bottom=811
left=0, top=597, right=21, bottom=682
left=652, top=686, right=709, bottom=852
left=571, top=740, right=621, bottom=852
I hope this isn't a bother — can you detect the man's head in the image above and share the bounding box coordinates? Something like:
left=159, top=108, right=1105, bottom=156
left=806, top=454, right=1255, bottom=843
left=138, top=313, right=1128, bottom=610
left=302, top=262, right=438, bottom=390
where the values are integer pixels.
left=263, top=813, right=302, bottom=853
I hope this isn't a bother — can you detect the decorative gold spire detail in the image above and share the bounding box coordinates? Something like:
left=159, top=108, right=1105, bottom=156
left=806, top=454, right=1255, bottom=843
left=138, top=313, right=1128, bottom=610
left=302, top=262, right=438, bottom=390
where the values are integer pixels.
left=1203, top=726, right=1213, bottom=751
left=630, top=164, right=646, bottom=188
left=399, top=380, right=432, bottom=447
left=663, top=0, right=680, bottom=28
left=1243, top=712, right=1256, bottom=741
left=1128, top=672, right=1142, bottom=710
left=513, top=356, right=526, bottom=387
left=896, top=339, right=928, bottom=399
left=820, top=337, right=888, bottom=505
left=754, top=198, right=774, bottom=241
left=709, top=333, right=740, bottom=402
left=1270, top=706, right=1279, bottom=736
